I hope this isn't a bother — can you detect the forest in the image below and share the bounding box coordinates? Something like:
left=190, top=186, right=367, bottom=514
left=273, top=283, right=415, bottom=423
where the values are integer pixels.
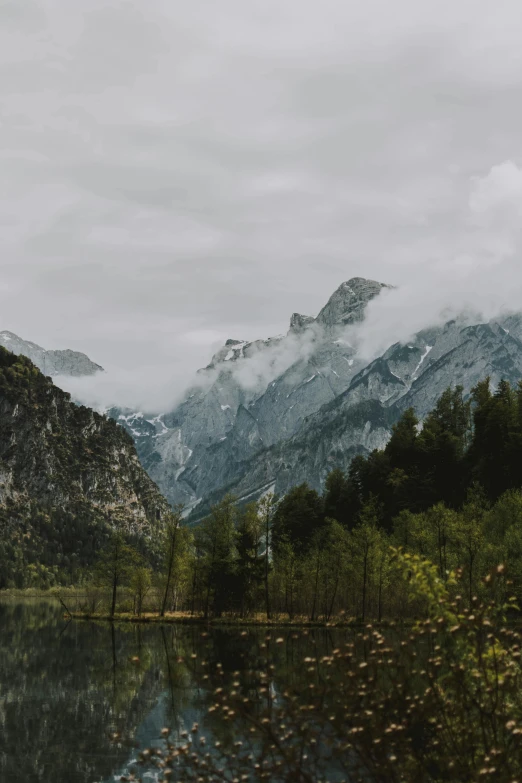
left=48, top=375, right=522, bottom=624
left=10, top=377, right=522, bottom=783
left=68, top=375, right=522, bottom=783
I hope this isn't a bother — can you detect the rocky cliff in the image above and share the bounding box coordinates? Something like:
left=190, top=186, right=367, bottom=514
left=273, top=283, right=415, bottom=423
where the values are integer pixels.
left=110, top=278, right=394, bottom=512
left=111, top=277, right=522, bottom=520
left=0, top=347, right=168, bottom=587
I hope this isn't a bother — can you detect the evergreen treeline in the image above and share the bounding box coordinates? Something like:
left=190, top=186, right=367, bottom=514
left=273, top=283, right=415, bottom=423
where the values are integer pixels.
left=76, top=376, right=522, bottom=622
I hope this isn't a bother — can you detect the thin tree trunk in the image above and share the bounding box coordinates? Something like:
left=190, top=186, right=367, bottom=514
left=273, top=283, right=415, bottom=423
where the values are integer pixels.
left=288, top=563, right=294, bottom=620
left=190, top=563, right=198, bottom=616
left=362, top=550, right=368, bottom=623
left=204, top=543, right=217, bottom=620
left=111, top=575, right=118, bottom=619
left=310, top=549, right=321, bottom=622
left=327, top=572, right=340, bottom=622
left=264, top=513, right=271, bottom=620
left=161, top=524, right=179, bottom=617
left=378, top=561, right=383, bottom=623
left=469, top=551, right=474, bottom=607
left=438, top=529, right=444, bottom=581
left=204, top=575, right=211, bottom=620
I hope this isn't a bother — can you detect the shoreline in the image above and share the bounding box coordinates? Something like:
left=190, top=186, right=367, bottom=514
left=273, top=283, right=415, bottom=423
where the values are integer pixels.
left=67, top=610, right=388, bottom=629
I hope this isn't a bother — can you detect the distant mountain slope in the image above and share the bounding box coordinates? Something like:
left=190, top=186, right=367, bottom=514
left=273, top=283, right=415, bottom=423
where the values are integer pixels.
left=111, top=277, right=522, bottom=520
left=0, top=347, right=168, bottom=588
left=0, top=331, right=103, bottom=376
left=110, top=278, right=393, bottom=511
left=188, top=317, right=522, bottom=519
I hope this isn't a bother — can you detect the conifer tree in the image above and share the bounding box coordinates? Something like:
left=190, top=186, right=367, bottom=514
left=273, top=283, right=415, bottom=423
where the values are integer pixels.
left=236, top=503, right=264, bottom=617
left=323, top=468, right=350, bottom=527
left=199, top=494, right=238, bottom=618
left=272, top=483, right=324, bottom=556
left=258, top=493, right=277, bottom=619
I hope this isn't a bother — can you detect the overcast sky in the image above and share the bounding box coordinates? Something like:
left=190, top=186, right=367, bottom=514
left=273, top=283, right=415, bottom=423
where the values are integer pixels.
left=3, top=0, right=522, bottom=409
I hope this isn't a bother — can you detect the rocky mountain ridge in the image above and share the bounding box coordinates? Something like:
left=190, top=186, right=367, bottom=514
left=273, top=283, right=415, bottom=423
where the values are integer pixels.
left=0, top=331, right=103, bottom=377
left=108, top=278, right=401, bottom=512
left=5, top=277, right=519, bottom=528
left=194, top=318, right=522, bottom=516
left=111, top=277, right=522, bottom=520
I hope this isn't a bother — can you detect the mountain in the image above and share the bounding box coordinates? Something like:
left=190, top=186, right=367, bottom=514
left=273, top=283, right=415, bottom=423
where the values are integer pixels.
left=110, top=278, right=393, bottom=512
left=111, top=277, right=522, bottom=521
left=196, top=318, right=522, bottom=514
left=0, top=347, right=169, bottom=588
left=0, top=331, right=103, bottom=376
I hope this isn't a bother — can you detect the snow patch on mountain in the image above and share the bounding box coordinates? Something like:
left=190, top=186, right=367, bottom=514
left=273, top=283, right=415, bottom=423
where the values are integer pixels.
left=412, top=345, right=433, bottom=379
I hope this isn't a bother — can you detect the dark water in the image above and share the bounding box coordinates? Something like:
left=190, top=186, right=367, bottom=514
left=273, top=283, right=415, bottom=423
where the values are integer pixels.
left=0, top=600, right=346, bottom=783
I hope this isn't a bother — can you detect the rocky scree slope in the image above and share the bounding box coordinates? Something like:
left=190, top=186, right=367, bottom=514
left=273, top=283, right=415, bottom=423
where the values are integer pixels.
left=0, top=347, right=169, bottom=587
left=111, top=278, right=522, bottom=521
left=0, top=330, right=103, bottom=376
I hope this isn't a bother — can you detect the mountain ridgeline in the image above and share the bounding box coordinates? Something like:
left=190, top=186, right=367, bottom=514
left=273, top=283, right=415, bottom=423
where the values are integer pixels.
left=4, top=274, right=522, bottom=543
left=0, top=331, right=104, bottom=377
left=110, top=277, right=522, bottom=520
left=0, top=347, right=169, bottom=588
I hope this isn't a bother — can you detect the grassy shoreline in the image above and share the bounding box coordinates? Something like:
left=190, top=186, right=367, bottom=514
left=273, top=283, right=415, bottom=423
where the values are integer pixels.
left=67, top=610, right=383, bottom=629
left=0, top=589, right=407, bottom=628
left=0, top=587, right=90, bottom=599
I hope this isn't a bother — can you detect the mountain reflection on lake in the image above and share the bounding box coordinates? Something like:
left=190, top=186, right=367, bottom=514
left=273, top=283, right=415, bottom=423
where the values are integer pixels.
left=0, top=599, right=352, bottom=783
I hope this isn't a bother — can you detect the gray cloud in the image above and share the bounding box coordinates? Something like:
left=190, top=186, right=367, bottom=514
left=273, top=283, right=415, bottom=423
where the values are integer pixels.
left=2, top=1, right=522, bottom=409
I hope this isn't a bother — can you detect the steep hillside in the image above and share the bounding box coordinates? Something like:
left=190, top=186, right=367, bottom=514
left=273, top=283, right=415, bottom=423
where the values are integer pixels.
left=0, top=348, right=169, bottom=588
left=109, top=277, right=522, bottom=520
left=186, top=317, right=522, bottom=518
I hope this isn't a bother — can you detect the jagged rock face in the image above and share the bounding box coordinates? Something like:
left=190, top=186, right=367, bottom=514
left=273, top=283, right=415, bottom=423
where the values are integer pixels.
left=111, top=277, right=393, bottom=512
left=315, top=278, right=392, bottom=329
left=182, top=318, right=522, bottom=519
left=110, top=276, right=522, bottom=520
left=0, top=348, right=168, bottom=578
left=0, top=331, right=103, bottom=376
left=289, top=313, right=315, bottom=333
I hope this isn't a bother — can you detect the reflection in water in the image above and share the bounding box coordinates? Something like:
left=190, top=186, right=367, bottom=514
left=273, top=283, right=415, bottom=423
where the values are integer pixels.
left=0, top=600, right=348, bottom=783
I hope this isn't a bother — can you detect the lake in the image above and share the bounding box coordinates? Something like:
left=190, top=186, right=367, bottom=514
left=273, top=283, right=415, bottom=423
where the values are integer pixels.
left=0, top=599, right=348, bottom=783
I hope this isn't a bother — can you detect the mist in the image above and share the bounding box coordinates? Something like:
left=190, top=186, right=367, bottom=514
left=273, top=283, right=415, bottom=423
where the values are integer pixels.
left=5, top=1, right=522, bottom=414
left=347, top=160, right=522, bottom=360
left=56, top=159, right=522, bottom=414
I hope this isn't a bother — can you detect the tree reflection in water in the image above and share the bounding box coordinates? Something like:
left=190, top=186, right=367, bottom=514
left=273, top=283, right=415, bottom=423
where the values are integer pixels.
left=0, top=599, right=347, bottom=783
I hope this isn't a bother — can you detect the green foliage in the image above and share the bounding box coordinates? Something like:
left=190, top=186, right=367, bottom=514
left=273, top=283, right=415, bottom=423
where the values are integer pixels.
left=197, top=494, right=239, bottom=618
left=10, top=372, right=522, bottom=629
left=159, top=508, right=192, bottom=615
left=130, top=567, right=152, bottom=616
left=93, top=532, right=144, bottom=616
left=272, top=483, right=324, bottom=555
left=133, top=557, right=522, bottom=783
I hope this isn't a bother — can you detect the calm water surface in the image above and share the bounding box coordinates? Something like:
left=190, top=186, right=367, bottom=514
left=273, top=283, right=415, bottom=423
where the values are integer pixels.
left=0, top=599, right=347, bottom=783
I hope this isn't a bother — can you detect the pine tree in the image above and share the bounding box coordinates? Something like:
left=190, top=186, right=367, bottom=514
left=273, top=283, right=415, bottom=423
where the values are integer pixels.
left=236, top=503, right=264, bottom=618
left=418, top=386, right=471, bottom=508
left=323, top=468, right=350, bottom=527
left=272, top=483, right=324, bottom=556
left=468, top=379, right=517, bottom=500
left=199, top=495, right=238, bottom=618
